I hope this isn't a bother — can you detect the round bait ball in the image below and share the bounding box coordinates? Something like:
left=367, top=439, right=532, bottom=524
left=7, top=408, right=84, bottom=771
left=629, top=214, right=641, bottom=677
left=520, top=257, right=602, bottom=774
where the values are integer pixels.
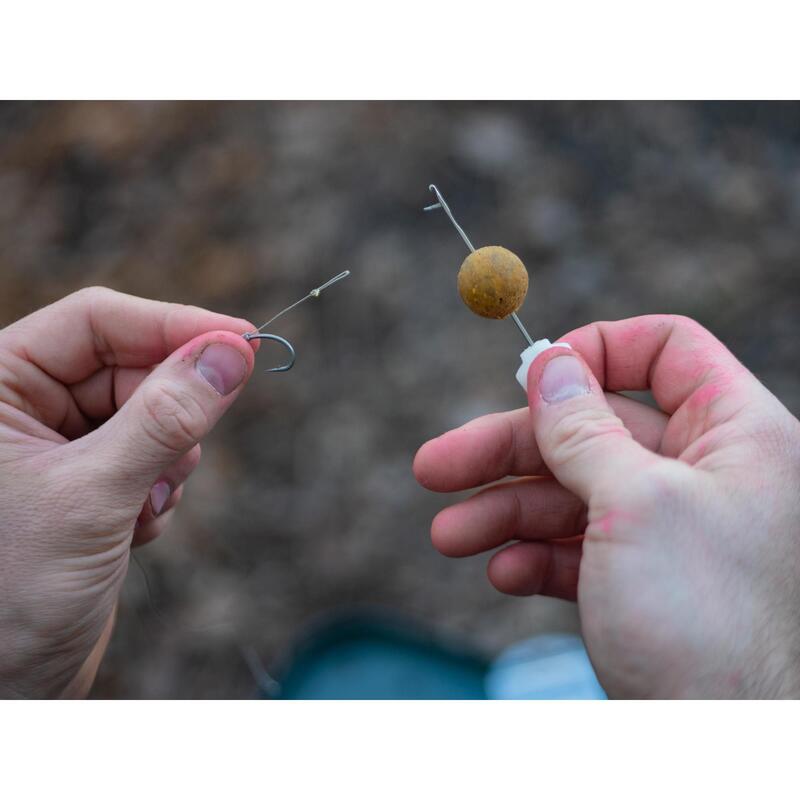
left=457, top=245, right=529, bottom=320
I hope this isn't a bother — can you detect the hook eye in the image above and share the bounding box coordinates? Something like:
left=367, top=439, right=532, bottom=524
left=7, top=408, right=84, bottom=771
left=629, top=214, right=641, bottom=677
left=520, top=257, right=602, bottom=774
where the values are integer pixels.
left=242, top=332, right=296, bottom=373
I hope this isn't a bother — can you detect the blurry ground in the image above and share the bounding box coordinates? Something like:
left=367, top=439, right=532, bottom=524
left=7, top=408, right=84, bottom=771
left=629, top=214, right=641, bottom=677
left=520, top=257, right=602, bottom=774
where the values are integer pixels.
left=1, top=101, right=798, bottom=698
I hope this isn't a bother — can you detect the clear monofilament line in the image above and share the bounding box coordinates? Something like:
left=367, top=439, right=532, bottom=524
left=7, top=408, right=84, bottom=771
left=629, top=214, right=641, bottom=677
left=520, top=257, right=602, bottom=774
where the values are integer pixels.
left=251, top=270, right=351, bottom=333
left=425, top=184, right=534, bottom=347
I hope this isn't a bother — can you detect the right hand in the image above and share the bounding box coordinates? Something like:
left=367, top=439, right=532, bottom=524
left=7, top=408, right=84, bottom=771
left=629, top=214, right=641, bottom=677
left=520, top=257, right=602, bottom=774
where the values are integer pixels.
left=414, top=315, right=800, bottom=698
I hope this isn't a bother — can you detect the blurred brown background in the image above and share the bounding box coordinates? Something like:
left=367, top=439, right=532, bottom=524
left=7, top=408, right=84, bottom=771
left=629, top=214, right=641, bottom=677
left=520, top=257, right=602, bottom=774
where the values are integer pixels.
left=1, top=102, right=798, bottom=697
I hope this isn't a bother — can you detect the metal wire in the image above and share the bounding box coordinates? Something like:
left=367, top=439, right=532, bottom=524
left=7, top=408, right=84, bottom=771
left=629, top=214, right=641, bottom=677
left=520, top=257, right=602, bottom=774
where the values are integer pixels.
left=424, top=184, right=534, bottom=347
left=251, top=270, right=351, bottom=333
left=243, top=270, right=351, bottom=373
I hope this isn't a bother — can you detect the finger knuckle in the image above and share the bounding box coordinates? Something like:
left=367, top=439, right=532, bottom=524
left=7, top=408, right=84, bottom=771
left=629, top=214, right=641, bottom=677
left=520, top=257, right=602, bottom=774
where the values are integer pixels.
left=546, top=408, right=630, bottom=470
left=669, top=313, right=699, bottom=329
left=185, top=444, right=203, bottom=471
left=668, top=314, right=716, bottom=344
left=140, top=380, right=209, bottom=454
left=607, top=459, right=693, bottom=518
left=667, top=313, right=701, bottom=332
left=73, top=285, right=115, bottom=304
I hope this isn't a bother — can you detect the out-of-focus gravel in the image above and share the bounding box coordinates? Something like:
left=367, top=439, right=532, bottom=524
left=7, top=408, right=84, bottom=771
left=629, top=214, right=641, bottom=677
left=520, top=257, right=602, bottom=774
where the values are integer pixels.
left=1, top=102, right=798, bottom=697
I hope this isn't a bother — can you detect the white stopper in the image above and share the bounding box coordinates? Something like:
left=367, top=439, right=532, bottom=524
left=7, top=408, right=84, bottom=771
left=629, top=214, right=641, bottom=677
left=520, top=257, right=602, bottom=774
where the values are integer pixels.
left=516, top=339, right=573, bottom=392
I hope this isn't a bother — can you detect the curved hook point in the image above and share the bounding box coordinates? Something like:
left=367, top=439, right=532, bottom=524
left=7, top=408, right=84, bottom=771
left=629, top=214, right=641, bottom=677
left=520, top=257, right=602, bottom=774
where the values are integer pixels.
left=241, top=332, right=296, bottom=373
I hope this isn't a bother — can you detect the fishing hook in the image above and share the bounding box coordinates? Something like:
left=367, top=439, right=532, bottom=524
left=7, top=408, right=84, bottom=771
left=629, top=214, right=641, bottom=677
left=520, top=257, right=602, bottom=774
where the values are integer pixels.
left=243, top=270, right=351, bottom=373
left=241, top=332, right=296, bottom=372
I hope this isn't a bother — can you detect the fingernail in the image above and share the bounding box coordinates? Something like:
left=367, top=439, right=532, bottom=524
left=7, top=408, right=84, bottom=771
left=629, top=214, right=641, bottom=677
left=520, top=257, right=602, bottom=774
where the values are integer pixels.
left=196, top=343, right=246, bottom=396
left=150, top=481, right=171, bottom=516
left=539, top=355, right=591, bottom=404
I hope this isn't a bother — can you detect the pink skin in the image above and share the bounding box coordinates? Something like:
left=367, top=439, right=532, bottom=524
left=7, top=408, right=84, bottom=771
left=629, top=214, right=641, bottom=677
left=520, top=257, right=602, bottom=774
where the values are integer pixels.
left=0, top=287, right=259, bottom=697
left=687, top=383, right=723, bottom=410
left=415, top=314, right=800, bottom=697
left=591, top=509, right=632, bottom=536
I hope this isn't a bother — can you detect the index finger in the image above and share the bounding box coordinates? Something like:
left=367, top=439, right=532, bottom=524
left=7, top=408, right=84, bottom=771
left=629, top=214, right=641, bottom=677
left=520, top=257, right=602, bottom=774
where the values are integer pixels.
left=2, top=286, right=259, bottom=384
left=560, top=314, right=755, bottom=415
left=414, top=392, right=668, bottom=493
left=558, top=315, right=776, bottom=461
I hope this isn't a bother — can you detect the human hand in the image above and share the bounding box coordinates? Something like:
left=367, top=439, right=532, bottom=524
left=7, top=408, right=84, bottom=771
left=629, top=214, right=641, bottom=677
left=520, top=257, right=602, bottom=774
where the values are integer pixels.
left=414, top=316, right=800, bottom=698
left=0, top=287, right=258, bottom=697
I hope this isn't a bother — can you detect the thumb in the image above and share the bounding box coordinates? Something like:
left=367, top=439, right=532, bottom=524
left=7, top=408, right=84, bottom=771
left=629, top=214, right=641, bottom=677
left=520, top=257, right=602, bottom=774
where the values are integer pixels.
left=83, top=330, right=255, bottom=497
left=527, top=349, right=657, bottom=504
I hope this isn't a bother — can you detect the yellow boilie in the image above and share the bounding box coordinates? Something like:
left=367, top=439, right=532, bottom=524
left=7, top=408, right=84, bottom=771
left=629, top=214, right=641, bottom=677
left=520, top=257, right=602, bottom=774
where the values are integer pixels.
left=457, top=245, right=529, bottom=320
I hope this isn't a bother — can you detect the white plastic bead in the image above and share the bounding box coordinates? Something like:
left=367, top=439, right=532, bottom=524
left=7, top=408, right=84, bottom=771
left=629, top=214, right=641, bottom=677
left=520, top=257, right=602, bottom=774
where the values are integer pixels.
left=515, top=340, right=573, bottom=392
